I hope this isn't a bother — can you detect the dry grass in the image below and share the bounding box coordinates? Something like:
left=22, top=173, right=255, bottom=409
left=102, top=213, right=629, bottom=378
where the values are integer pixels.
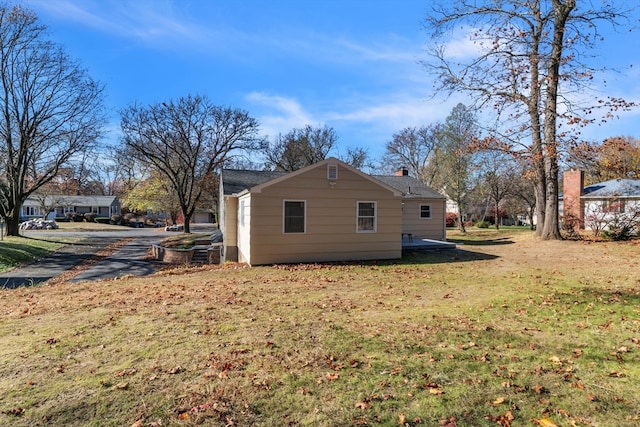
left=1, top=229, right=639, bottom=426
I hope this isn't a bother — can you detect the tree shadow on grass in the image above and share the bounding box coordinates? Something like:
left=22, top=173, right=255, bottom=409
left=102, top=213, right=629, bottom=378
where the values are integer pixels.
left=398, top=248, right=499, bottom=265
left=19, top=235, right=97, bottom=246
left=446, top=237, right=515, bottom=246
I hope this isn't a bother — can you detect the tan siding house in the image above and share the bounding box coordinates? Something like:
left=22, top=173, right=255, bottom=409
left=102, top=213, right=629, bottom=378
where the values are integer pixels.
left=220, top=158, right=446, bottom=266
left=373, top=173, right=447, bottom=241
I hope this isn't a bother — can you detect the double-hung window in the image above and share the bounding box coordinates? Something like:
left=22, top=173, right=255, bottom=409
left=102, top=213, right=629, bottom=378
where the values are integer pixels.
left=284, top=200, right=305, bottom=233
left=357, top=201, right=376, bottom=232
left=420, top=204, right=432, bottom=219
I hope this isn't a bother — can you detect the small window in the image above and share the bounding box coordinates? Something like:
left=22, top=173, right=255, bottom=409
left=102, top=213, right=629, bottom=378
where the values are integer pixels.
left=420, top=204, right=432, bottom=219
left=357, top=201, right=376, bottom=232
left=284, top=200, right=305, bottom=233
left=327, top=164, right=338, bottom=180
left=603, top=200, right=625, bottom=213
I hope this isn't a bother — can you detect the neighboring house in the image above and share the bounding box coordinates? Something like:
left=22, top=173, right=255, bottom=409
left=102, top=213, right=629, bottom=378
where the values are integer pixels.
left=219, top=158, right=446, bottom=266
left=561, top=169, right=640, bottom=231
left=21, top=195, right=121, bottom=220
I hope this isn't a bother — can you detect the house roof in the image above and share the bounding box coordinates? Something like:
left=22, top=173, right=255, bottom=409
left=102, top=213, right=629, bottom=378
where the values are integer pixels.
left=221, top=158, right=444, bottom=200
left=372, top=175, right=446, bottom=199
left=25, top=195, right=119, bottom=206
left=221, top=169, right=287, bottom=195
left=582, top=178, right=640, bottom=198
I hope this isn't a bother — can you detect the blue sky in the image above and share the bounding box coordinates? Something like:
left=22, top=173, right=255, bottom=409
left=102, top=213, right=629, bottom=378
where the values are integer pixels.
left=24, top=0, right=640, bottom=164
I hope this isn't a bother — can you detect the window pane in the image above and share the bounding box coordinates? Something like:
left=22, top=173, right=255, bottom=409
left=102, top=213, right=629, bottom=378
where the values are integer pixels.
left=358, top=217, right=374, bottom=231
left=420, top=205, right=431, bottom=218
left=284, top=201, right=305, bottom=233
left=358, top=202, right=375, bottom=217
left=357, top=202, right=376, bottom=232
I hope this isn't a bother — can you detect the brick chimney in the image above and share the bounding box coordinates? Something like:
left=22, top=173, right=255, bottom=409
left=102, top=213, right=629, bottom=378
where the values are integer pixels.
left=563, top=169, right=584, bottom=230
left=395, top=167, right=409, bottom=176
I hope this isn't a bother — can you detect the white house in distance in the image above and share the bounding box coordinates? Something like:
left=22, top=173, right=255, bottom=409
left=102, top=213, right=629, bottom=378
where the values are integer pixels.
left=219, top=158, right=447, bottom=266
left=21, top=195, right=121, bottom=220
left=561, top=169, right=640, bottom=231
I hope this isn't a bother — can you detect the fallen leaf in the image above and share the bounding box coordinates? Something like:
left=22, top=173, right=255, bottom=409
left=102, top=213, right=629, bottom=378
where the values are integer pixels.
left=2, top=407, right=24, bottom=416
left=355, top=401, right=371, bottom=410
left=168, top=365, right=184, bottom=374
left=326, top=373, right=339, bottom=381
left=298, top=387, right=311, bottom=395
left=493, top=396, right=506, bottom=405
left=533, top=418, right=558, bottom=427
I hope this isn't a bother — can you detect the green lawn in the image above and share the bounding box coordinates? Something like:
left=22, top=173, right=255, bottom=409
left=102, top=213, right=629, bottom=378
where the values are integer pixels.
left=1, top=229, right=639, bottom=426
left=0, top=237, right=67, bottom=273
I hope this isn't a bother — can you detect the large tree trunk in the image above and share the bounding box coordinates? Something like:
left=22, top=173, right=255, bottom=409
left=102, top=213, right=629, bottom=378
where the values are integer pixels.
left=6, top=209, right=21, bottom=236
left=540, top=0, right=574, bottom=240
left=182, top=208, right=192, bottom=234
left=541, top=156, right=562, bottom=239
left=534, top=177, right=546, bottom=234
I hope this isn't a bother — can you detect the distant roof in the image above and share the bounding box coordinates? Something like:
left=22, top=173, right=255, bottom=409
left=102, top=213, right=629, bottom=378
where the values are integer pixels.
left=582, top=179, right=640, bottom=198
left=25, top=195, right=119, bottom=206
left=372, top=175, right=446, bottom=199
left=221, top=169, right=287, bottom=195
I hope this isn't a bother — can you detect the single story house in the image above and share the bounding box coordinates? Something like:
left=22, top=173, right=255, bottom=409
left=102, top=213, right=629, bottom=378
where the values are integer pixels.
left=219, top=158, right=446, bottom=266
left=561, top=169, right=640, bottom=231
left=21, top=195, right=121, bottom=220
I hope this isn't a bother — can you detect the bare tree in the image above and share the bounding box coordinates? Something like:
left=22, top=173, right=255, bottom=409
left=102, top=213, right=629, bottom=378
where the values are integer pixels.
left=120, top=94, right=264, bottom=233
left=382, top=125, right=442, bottom=185
left=339, top=146, right=371, bottom=171
left=509, top=166, right=538, bottom=230
left=263, top=125, right=337, bottom=171
left=480, top=152, right=518, bottom=229
left=431, top=103, right=480, bottom=232
left=423, top=0, right=636, bottom=240
left=0, top=5, right=105, bottom=235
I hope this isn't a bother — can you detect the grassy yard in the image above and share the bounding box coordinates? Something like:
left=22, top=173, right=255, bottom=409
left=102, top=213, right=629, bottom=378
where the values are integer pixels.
left=1, top=229, right=639, bottom=426
left=0, top=237, right=67, bottom=273
left=0, top=222, right=137, bottom=273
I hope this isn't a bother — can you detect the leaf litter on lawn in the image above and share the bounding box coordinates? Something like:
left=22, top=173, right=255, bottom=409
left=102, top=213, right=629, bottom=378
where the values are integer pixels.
left=1, top=229, right=640, bottom=426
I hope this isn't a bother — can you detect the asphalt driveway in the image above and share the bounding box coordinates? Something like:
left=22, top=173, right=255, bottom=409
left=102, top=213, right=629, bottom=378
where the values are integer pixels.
left=0, top=225, right=215, bottom=288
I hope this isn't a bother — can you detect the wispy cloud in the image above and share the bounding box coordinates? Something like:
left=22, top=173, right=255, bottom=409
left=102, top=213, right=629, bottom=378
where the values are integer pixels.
left=244, top=92, right=316, bottom=138
left=438, top=26, right=486, bottom=59
left=245, top=90, right=464, bottom=154
left=27, top=0, right=212, bottom=48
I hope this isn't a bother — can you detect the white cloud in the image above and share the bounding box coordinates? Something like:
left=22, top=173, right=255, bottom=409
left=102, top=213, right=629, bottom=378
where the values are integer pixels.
left=436, top=26, right=486, bottom=59
left=26, top=0, right=212, bottom=48
left=244, top=92, right=317, bottom=139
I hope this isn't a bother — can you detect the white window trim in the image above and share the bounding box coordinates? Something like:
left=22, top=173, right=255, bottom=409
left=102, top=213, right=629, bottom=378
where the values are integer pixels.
left=283, top=200, right=306, bottom=234
left=356, top=201, right=377, bottom=233
left=419, top=203, right=432, bottom=219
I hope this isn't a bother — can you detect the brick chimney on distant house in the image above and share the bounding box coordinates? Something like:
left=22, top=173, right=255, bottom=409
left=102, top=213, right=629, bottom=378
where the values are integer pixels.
left=395, top=167, right=409, bottom=176
left=563, top=169, right=584, bottom=230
